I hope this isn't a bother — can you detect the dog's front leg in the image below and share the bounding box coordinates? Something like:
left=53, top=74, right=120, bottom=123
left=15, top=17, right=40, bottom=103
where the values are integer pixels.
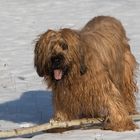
left=53, top=111, right=70, bottom=121
left=101, top=82, right=137, bottom=131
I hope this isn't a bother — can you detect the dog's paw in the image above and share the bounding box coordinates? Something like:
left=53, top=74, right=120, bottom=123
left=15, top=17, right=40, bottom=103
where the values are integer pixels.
left=49, top=118, right=59, bottom=123
left=103, top=121, right=138, bottom=131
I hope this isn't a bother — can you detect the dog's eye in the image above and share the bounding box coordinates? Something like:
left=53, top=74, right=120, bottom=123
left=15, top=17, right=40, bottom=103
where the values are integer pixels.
left=61, top=43, right=68, bottom=50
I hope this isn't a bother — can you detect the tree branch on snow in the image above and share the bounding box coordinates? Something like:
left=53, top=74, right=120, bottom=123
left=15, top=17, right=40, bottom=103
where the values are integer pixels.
left=0, top=115, right=140, bottom=138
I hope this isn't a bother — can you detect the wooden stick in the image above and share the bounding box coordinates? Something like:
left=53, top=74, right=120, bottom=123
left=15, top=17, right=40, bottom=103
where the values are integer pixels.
left=0, top=115, right=140, bottom=138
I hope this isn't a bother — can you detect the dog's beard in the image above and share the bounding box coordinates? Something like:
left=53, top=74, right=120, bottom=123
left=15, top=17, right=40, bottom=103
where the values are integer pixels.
left=47, top=54, right=69, bottom=81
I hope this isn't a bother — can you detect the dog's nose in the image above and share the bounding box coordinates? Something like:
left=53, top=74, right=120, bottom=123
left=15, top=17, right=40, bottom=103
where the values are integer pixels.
left=53, top=58, right=61, bottom=65
left=54, top=58, right=60, bottom=63
left=51, top=54, right=64, bottom=68
left=51, top=57, right=61, bottom=67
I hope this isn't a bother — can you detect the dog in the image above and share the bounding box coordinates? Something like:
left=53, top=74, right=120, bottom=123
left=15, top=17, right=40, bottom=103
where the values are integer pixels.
left=34, top=16, right=138, bottom=131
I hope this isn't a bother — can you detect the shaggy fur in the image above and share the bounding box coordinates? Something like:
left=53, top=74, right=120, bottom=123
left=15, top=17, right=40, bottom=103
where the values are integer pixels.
left=34, top=16, right=138, bottom=131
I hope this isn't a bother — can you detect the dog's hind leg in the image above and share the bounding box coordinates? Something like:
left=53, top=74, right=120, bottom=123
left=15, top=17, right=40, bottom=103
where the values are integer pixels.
left=122, top=46, right=138, bottom=115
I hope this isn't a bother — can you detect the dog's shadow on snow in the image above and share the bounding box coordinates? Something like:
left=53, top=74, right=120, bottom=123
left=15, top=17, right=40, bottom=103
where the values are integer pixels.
left=0, top=90, right=53, bottom=124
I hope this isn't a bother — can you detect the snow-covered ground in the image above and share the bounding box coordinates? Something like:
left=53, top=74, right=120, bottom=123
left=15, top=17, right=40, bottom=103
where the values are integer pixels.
left=0, top=0, right=140, bottom=139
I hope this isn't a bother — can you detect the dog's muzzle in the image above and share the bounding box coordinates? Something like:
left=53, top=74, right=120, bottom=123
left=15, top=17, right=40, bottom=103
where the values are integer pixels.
left=50, top=54, right=68, bottom=81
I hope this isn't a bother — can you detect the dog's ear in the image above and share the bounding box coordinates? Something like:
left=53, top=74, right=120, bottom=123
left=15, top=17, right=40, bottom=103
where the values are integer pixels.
left=80, top=55, right=87, bottom=75
left=34, top=30, right=55, bottom=77
left=79, top=45, right=87, bottom=75
left=34, top=40, right=44, bottom=77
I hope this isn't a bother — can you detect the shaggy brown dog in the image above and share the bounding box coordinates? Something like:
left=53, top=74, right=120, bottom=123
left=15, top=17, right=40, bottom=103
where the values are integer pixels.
left=34, top=16, right=138, bottom=131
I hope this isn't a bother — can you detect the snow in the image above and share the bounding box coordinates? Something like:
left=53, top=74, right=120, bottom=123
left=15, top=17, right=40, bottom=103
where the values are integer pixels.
left=0, top=0, right=140, bottom=139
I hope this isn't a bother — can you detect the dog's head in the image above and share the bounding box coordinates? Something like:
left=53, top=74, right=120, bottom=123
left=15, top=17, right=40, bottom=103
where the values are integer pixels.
left=34, top=28, right=87, bottom=81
